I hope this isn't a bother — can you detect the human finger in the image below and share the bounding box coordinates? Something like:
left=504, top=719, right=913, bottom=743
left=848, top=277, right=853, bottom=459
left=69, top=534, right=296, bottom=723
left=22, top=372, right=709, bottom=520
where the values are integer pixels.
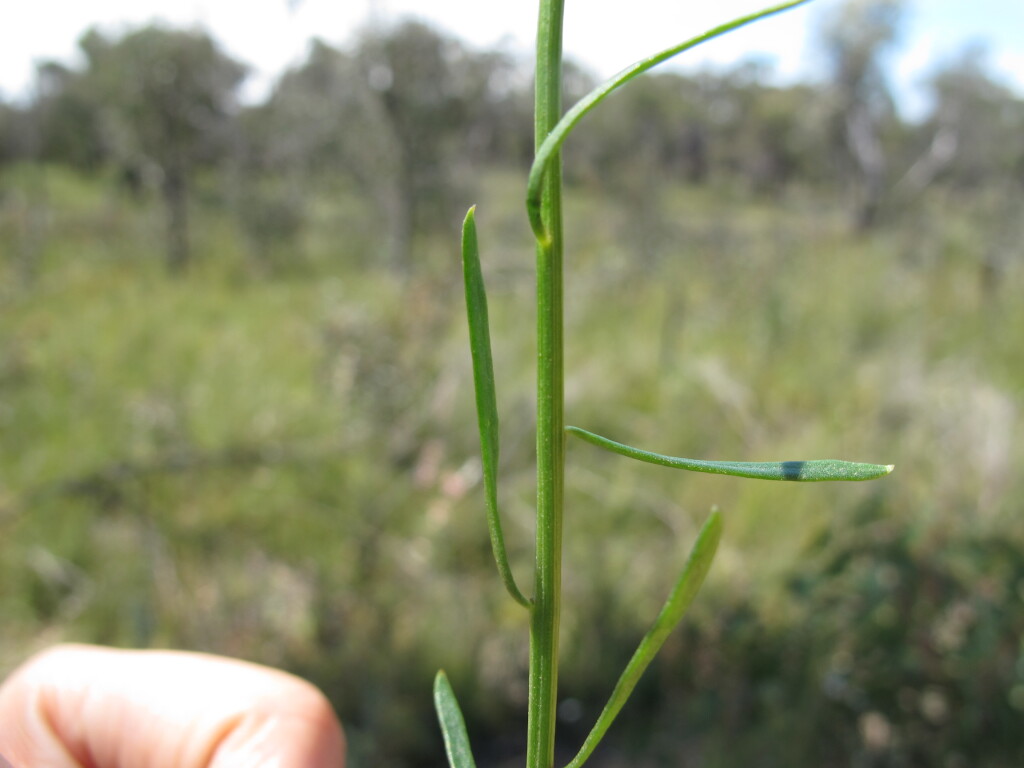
left=0, top=644, right=345, bottom=768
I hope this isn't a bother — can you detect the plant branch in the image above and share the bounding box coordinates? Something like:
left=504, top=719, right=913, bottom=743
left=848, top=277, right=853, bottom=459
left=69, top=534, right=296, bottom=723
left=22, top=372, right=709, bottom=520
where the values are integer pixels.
left=527, top=1, right=567, bottom=766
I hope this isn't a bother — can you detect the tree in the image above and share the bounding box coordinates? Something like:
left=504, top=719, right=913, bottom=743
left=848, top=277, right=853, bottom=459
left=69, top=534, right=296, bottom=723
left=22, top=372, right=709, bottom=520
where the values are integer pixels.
left=708, top=62, right=830, bottom=193
left=0, top=99, right=27, bottom=166
left=74, top=26, right=247, bottom=272
left=2, top=95, right=59, bottom=169
left=903, top=45, right=1024, bottom=295
left=354, top=20, right=476, bottom=268
left=903, top=45, right=1024, bottom=192
left=244, top=39, right=378, bottom=176
left=241, top=26, right=528, bottom=271
left=235, top=39, right=383, bottom=271
left=820, top=0, right=905, bottom=230
left=28, top=62, right=105, bottom=169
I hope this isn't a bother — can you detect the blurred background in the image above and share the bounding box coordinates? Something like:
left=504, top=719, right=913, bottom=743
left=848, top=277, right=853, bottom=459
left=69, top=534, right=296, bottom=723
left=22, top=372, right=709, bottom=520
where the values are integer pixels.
left=1, top=0, right=1023, bottom=765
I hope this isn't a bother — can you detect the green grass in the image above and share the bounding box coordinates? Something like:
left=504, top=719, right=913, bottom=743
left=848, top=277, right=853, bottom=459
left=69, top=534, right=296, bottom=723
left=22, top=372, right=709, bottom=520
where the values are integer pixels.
left=1, top=164, right=1022, bottom=766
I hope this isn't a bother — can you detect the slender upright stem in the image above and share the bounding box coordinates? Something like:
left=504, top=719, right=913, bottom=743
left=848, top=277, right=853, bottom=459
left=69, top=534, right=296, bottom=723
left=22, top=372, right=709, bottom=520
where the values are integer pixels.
left=527, top=2, right=566, bottom=767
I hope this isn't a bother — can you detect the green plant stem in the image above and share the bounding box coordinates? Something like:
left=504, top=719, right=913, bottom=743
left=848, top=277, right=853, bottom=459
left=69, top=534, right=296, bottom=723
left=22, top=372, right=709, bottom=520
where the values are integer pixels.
left=527, top=2, right=566, bottom=767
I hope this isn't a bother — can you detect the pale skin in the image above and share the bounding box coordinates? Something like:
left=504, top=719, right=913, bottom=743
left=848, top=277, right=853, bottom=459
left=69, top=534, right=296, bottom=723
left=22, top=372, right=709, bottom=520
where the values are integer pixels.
left=0, top=644, right=345, bottom=768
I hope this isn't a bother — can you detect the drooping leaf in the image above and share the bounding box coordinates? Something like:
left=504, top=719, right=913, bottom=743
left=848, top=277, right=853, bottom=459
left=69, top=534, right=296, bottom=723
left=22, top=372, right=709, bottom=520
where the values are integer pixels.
left=462, top=207, right=531, bottom=607
left=565, top=509, right=723, bottom=768
left=527, top=0, right=811, bottom=244
left=434, top=670, right=478, bottom=768
left=567, top=426, right=893, bottom=481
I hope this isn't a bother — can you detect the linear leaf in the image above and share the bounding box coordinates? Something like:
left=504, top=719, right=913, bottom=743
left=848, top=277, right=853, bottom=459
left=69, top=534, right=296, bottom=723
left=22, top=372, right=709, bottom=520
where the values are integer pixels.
left=527, top=0, right=811, bottom=244
left=567, top=426, right=893, bottom=481
left=462, top=207, right=531, bottom=607
left=565, top=509, right=723, bottom=768
left=434, top=670, right=478, bottom=768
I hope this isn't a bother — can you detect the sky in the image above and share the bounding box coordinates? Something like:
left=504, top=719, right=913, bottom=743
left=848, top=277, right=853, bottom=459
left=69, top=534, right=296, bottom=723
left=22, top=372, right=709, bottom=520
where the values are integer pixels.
left=2, top=0, right=1023, bottom=118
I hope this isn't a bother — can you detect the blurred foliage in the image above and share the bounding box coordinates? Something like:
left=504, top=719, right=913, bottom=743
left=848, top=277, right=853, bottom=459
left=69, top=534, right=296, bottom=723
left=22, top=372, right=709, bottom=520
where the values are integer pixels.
left=23, top=27, right=247, bottom=271
left=2, top=2, right=1024, bottom=766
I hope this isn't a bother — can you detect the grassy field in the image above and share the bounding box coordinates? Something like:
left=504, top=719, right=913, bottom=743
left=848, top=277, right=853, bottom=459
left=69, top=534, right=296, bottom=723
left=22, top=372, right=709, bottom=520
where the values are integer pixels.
left=1, top=163, right=1022, bottom=766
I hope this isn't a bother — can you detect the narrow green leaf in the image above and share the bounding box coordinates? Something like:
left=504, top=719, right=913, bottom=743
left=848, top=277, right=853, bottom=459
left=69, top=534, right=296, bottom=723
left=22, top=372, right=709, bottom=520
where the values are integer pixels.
left=565, top=509, right=723, bottom=768
left=527, top=0, right=811, bottom=244
left=434, top=670, right=478, bottom=768
left=567, top=426, right=894, bottom=481
left=462, top=206, right=531, bottom=608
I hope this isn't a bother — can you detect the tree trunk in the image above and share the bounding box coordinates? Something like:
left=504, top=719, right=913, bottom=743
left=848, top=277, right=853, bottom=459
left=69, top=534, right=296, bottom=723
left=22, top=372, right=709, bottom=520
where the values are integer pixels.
left=162, top=164, right=190, bottom=274
left=386, top=148, right=413, bottom=270
left=846, top=107, right=887, bottom=232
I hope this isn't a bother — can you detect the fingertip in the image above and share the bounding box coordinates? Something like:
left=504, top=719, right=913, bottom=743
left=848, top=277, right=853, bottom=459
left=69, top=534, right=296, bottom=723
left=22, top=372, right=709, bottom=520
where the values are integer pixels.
left=208, top=672, right=346, bottom=768
left=286, top=681, right=347, bottom=768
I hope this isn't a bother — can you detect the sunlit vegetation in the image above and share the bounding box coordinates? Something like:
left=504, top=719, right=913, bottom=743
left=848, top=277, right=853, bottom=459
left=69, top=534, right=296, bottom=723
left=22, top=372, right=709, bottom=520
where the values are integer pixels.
left=1, top=2, right=1023, bottom=765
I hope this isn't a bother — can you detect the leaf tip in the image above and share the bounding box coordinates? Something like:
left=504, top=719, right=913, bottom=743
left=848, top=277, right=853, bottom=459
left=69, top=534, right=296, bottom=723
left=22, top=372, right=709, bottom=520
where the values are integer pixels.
left=703, top=506, right=724, bottom=544
left=433, top=668, right=478, bottom=768
left=706, top=503, right=723, bottom=524
left=434, top=669, right=449, bottom=698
